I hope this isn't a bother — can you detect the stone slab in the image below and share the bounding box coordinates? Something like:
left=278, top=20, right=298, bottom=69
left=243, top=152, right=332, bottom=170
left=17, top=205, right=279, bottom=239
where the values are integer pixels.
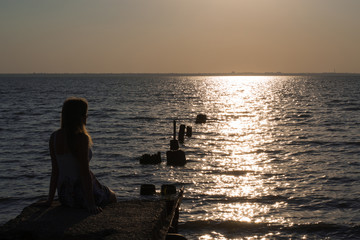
left=1, top=199, right=173, bottom=240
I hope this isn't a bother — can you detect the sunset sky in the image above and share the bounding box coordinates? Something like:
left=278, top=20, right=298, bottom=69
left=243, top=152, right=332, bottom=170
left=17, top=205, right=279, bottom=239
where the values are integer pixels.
left=1, top=0, right=359, bottom=74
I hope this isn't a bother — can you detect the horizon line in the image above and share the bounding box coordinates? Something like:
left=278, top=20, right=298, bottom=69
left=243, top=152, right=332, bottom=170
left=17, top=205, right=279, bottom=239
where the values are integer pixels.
left=1, top=72, right=360, bottom=75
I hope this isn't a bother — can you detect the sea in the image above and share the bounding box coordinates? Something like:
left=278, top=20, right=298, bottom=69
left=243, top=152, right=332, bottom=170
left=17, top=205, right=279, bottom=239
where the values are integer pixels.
left=0, top=74, right=359, bottom=239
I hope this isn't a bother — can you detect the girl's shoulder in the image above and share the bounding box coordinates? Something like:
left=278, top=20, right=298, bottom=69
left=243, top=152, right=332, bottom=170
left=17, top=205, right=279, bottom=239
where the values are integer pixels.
left=50, top=129, right=60, bottom=142
left=51, top=129, right=68, bottom=154
left=51, top=129, right=87, bottom=140
left=51, top=128, right=62, bottom=136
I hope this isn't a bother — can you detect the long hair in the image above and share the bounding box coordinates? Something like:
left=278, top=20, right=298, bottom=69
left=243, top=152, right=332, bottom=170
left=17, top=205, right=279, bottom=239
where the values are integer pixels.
left=61, top=97, right=92, bottom=154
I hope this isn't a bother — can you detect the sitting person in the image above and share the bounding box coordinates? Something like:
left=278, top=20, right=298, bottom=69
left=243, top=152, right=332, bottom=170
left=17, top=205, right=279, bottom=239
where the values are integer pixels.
left=45, top=97, right=116, bottom=213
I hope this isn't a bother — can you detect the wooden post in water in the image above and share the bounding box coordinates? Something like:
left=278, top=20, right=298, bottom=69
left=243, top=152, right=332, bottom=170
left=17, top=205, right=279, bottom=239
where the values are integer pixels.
left=173, top=120, right=176, bottom=140
left=186, top=126, right=192, bottom=137
left=178, top=124, right=185, bottom=144
left=195, top=114, right=207, bottom=124
left=167, top=120, right=186, bottom=166
left=170, top=120, right=179, bottom=151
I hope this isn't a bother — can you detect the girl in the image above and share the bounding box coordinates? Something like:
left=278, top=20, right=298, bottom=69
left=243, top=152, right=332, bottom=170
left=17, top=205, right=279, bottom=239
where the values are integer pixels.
left=46, top=97, right=116, bottom=213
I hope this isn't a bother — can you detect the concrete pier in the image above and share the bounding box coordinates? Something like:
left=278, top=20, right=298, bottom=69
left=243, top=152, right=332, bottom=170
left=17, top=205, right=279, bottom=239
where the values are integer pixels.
left=1, top=190, right=183, bottom=240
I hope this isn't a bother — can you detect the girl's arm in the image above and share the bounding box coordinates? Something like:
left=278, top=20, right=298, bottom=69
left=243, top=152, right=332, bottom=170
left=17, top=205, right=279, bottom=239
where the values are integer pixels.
left=46, top=132, right=58, bottom=206
left=77, top=134, right=102, bottom=214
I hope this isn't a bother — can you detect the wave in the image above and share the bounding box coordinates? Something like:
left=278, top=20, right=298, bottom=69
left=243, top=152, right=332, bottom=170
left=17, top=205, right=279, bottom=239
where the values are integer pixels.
left=0, top=195, right=45, bottom=204
left=209, top=170, right=255, bottom=176
left=325, top=175, right=359, bottom=183
left=287, top=196, right=360, bottom=210
left=0, top=173, right=46, bottom=180
left=288, top=140, right=360, bottom=147
left=206, top=169, right=284, bottom=178
left=184, top=194, right=360, bottom=211
left=323, top=198, right=360, bottom=209
left=179, top=220, right=360, bottom=238
left=241, top=149, right=285, bottom=155
left=343, top=107, right=360, bottom=111
left=186, top=195, right=290, bottom=204
left=124, top=116, right=159, bottom=122
left=0, top=197, right=17, bottom=203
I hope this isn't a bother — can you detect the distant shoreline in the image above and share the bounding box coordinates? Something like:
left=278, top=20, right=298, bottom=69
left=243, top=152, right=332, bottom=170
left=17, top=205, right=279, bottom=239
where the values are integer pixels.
left=1, top=72, right=360, bottom=77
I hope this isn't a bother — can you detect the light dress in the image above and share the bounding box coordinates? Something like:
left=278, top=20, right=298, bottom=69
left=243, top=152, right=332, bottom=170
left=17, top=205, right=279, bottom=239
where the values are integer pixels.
left=54, top=132, right=110, bottom=207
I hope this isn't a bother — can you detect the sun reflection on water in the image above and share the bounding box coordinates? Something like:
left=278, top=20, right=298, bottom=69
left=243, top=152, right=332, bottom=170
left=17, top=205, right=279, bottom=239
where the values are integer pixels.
left=191, top=75, right=288, bottom=226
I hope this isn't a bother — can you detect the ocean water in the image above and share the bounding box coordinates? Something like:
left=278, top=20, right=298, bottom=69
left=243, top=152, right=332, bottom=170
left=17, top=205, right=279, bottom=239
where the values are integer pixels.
left=0, top=74, right=359, bottom=239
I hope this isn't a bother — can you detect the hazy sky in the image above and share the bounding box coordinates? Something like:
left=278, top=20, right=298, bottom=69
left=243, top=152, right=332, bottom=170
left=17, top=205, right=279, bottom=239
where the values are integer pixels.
left=1, top=0, right=359, bottom=73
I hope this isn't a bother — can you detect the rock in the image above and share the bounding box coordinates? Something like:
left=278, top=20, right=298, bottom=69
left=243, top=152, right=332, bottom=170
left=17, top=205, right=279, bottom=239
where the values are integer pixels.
left=1, top=199, right=178, bottom=240
left=166, top=150, right=186, bottom=166
left=141, top=184, right=156, bottom=195
left=139, top=152, right=161, bottom=164
left=195, top=114, right=207, bottom=124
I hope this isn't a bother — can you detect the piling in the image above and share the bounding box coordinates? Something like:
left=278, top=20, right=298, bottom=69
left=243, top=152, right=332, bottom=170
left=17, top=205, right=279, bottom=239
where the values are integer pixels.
left=140, top=184, right=156, bottom=195
left=186, top=126, right=192, bottom=137
left=167, top=120, right=186, bottom=166
left=139, top=152, right=161, bottom=164
left=195, top=114, right=207, bottom=124
left=178, top=124, right=185, bottom=143
left=170, top=120, right=179, bottom=150
left=166, top=150, right=186, bottom=166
